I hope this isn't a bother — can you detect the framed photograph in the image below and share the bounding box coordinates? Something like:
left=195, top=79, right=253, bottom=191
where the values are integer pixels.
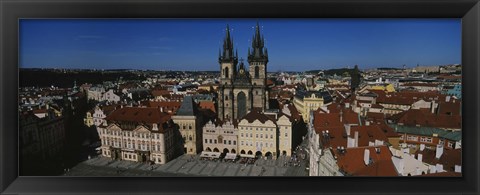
left=1, top=0, right=479, bottom=194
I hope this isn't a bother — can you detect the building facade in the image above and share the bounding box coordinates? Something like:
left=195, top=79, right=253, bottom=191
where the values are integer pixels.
left=202, top=120, right=239, bottom=154
left=217, top=23, right=269, bottom=121
left=171, top=96, right=206, bottom=154
left=97, top=107, right=181, bottom=164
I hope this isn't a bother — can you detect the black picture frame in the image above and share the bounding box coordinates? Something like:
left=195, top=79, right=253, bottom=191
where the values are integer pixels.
left=1, top=0, right=479, bottom=194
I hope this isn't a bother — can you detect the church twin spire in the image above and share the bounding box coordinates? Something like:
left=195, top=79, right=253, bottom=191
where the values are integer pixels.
left=219, top=22, right=268, bottom=74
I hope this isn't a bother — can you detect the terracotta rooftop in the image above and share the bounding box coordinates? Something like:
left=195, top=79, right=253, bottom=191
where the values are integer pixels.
left=389, top=108, right=461, bottom=129
left=240, top=110, right=276, bottom=124
left=415, top=148, right=462, bottom=172
left=199, top=101, right=216, bottom=113
left=106, top=107, right=171, bottom=125
left=335, top=145, right=398, bottom=176
left=151, top=89, right=170, bottom=97
left=350, top=125, right=389, bottom=146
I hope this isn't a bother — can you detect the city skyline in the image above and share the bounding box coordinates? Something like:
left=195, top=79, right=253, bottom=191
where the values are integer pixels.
left=20, top=19, right=461, bottom=71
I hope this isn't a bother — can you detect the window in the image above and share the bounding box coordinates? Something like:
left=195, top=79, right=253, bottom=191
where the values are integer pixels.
left=439, top=139, right=445, bottom=145
left=407, top=135, right=418, bottom=141
left=233, top=141, right=236, bottom=145
left=224, top=140, right=226, bottom=144
left=256, top=134, right=258, bottom=138
left=214, top=140, right=217, bottom=144
left=241, top=133, right=243, bottom=137
left=448, top=141, right=454, bottom=148
left=270, top=135, right=273, bottom=139
left=241, top=141, right=244, bottom=145
left=205, top=139, right=208, bottom=143
left=285, top=133, right=288, bottom=137
left=255, top=66, right=259, bottom=78
left=420, top=137, right=433, bottom=143
left=228, top=140, right=231, bottom=145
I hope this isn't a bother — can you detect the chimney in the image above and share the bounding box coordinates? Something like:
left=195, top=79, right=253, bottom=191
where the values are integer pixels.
left=416, top=167, right=421, bottom=175
left=435, top=144, right=444, bottom=159
left=345, top=124, right=351, bottom=136
left=435, top=164, right=443, bottom=172
left=152, top=123, right=158, bottom=131
left=431, top=100, right=435, bottom=114
left=345, top=103, right=350, bottom=108
left=354, top=131, right=359, bottom=147
left=364, top=149, right=370, bottom=165
left=365, top=121, right=370, bottom=126
left=446, top=96, right=450, bottom=102
left=429, top=165, right=436, bottom=174
left=339, top=111, right=343, bottom=122
left=417, top=153, right=423, bottom=162
left=160, top=107, right=164, bottom=112
left=420, top=144, right=425, bottom=151
left=454, top=165, right=461, bottom=173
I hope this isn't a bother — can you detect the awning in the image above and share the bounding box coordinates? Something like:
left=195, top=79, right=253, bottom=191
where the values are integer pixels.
left=239, top=154, right=255, bottom=158
left=224, top=153, right=237, bottom=160
left=200, top=151, right=221, bottom=158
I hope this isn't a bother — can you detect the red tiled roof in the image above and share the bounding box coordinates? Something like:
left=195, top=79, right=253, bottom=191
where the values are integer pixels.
left=151, top=89, right=170, bottom=97
left=390, top=108, right=461, bottom=129
left=241, top=110, right=276, bottom=124
left=145, top=101, right=182, bottom=113
left=417, top=172, right=461, bottom=177
left=335, top=146, right=398, bottom=176
left=106, top=107, right=171, bottom=125
left=350, top=125, right=389, bottom=146
left=437, top=101, right=461, bottom=116
left=415, top=148, right=461, bottom=172
left=199, top=101, right=216, bottom=113
left=402, top=83, right=440, bottom=87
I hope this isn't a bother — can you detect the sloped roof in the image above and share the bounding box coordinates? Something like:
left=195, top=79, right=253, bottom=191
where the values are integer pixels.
left=335, top=146, right=398, bottom=176
left=176, top=96, right=198, bottom=116
left=390, top=124, right=461, bottom=141
left=240, top=110, right=276, bottom=124
left=106, top=107, right=171, bottom=124
left=415, top=148, right=462, bottom=172
left=389, top=109, right=461, bottom=129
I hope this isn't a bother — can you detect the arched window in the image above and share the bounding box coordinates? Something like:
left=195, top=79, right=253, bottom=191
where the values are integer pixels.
left=255, top=66, right=260, bottom=78
left=225, top=67, right=229, bottom=78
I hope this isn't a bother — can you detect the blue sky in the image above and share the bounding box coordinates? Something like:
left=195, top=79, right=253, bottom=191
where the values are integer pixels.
left=19, top=19, right=461, bottom=71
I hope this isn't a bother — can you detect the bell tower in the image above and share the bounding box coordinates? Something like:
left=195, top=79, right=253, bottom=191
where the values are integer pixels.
left=248, top=22, right=269, bottom=110
left=218, top=24, right=238, bottom=120
left=219, top=24, right=238, bottom=86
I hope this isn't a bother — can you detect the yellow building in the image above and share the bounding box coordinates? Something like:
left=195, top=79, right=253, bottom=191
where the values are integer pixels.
left=293, top=91, right=332, bottom=123
left=238, top=110, right=278, bottom=159
left=84, top=111, right=94, bottom=127
left=368, top=83, right=395, bottom=92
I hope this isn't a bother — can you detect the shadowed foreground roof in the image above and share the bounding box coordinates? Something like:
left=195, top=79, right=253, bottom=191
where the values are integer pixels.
left=106, top=107, right=171, bottom=124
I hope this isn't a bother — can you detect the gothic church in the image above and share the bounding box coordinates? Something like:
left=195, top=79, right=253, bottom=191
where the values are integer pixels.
left=217, top=22, right=269, bottom=121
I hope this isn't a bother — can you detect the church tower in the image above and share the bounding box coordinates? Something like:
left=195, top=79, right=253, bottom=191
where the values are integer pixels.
left=219, top=24, right=238, bottom=86
left=217, top=22, right=270, bottom=122
left=218, top=25, right=238, bottom=120
left=248, top=22, right=269, bottom=110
